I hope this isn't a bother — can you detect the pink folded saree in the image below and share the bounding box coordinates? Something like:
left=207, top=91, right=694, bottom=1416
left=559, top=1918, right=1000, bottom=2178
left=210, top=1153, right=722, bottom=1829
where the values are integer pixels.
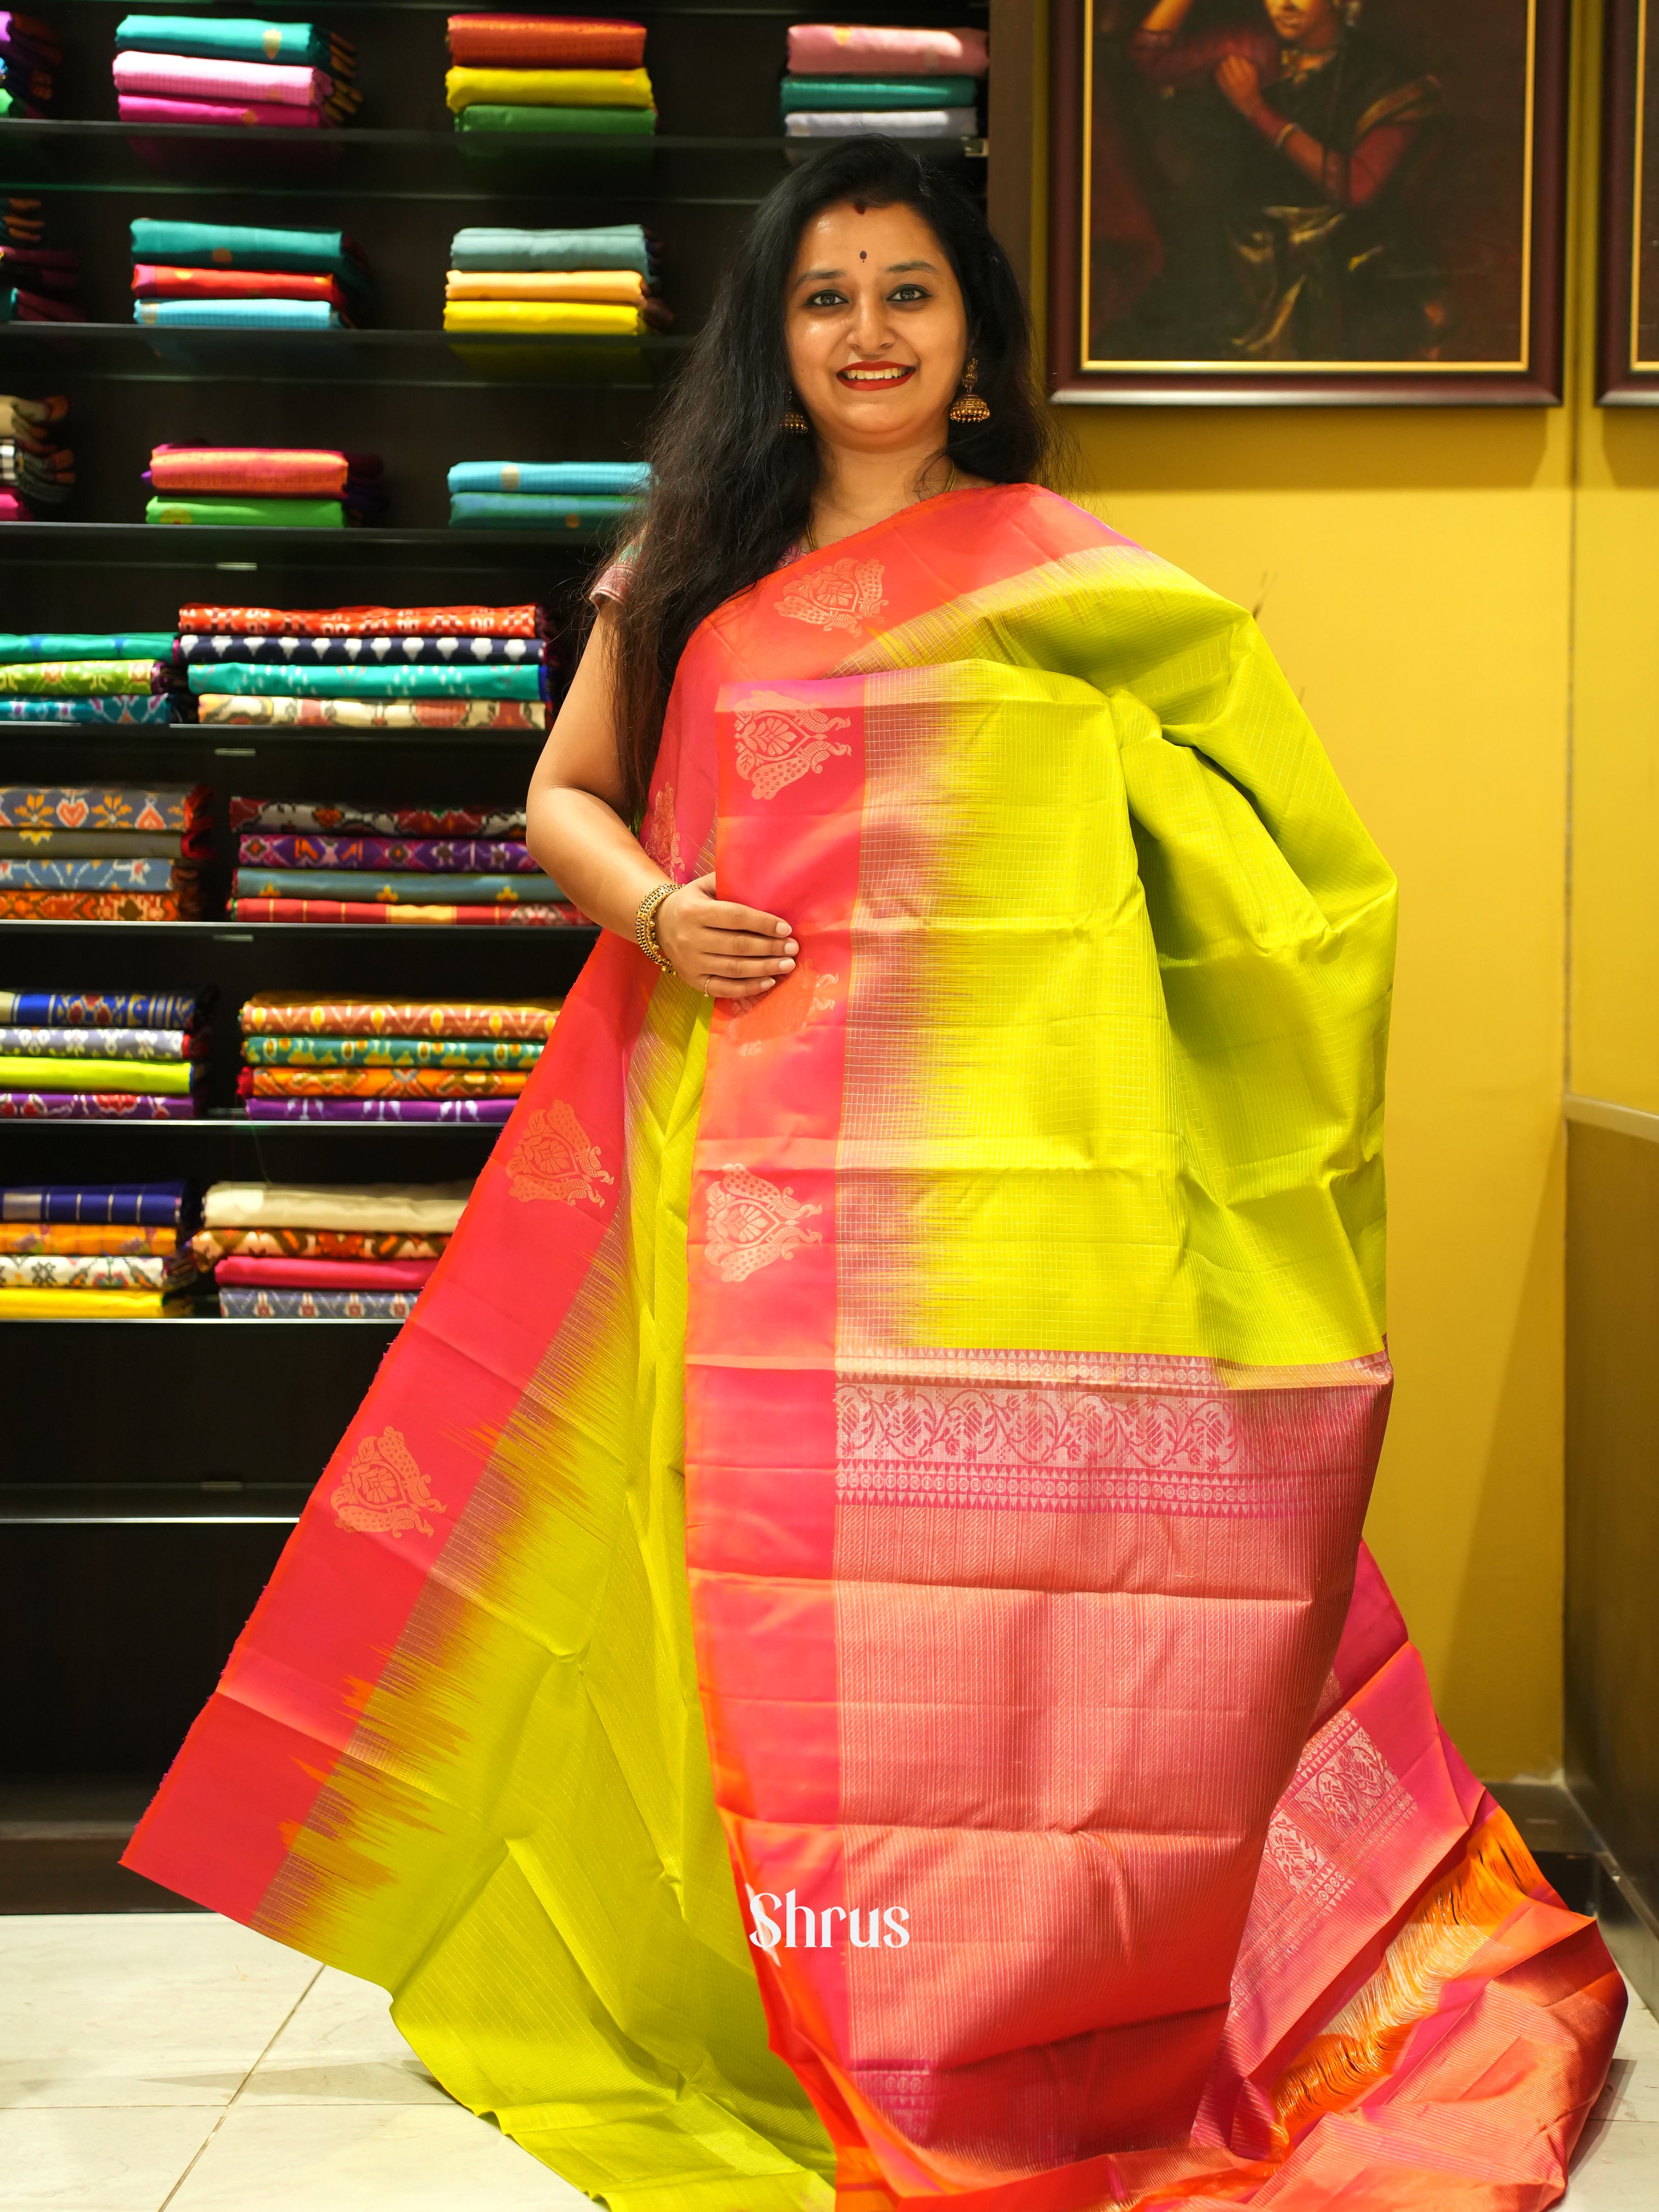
left=149, top=448, right=353, bottom=496
left=117, top=92, right=324, bottom=127
left=786, top=23, right=989, bottom=75
left=112, top=50, right=334, bottom=106
left=213, top=1254, right=438, bottom=1293
left=128, top=483, right=1622, bottom=2210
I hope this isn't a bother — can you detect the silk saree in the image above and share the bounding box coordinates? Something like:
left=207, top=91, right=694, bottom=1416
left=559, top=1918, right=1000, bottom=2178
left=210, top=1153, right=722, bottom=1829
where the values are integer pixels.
left=127, top=484, right=1622, bottom=2209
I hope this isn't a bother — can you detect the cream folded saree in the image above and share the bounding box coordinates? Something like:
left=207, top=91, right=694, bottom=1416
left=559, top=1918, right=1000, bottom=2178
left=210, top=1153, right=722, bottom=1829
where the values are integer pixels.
left=128, top=485, right=1621, bottom=2209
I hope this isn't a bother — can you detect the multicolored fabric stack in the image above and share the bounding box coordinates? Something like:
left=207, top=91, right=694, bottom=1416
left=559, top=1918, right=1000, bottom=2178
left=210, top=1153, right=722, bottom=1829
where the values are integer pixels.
left=0, top=10, right=59, bottom=118
left=112, top=13, right=361, bottom=130
left=0, top=987, right=210, bottom=1120
left=781, top=22, right=986, bottom=137
left=1, top=191, right=81, bottom=328
left=0, top=781, right=207, bottom=917
left=182, top=599, right=554, bottom=732
left=448, top=458, right=647, bottom=531
left=0, top=1179, right=198, bottom=1317
left=145, top=446, right=384, bottom=528
left=131, top=219, right=370, bottom=330
left=227, top=797, right=577, bottom=925
left=1, top=391, right=72, bottom=518
left=0, top=640, right=176, bottom=727
left=235, top=991, right=558, bottom=1122
left=444, top=219, right=665, bottom=337
left=444, top=13, right=653, bottom=141
left=193, top=1178, right=471, bottom=1316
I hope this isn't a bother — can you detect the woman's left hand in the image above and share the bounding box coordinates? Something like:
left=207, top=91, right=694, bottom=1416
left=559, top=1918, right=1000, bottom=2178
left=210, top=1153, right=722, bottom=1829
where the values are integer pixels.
left=654, top=872, right=799, bottom=999
left=1215, top=55, right=1264, bottom=115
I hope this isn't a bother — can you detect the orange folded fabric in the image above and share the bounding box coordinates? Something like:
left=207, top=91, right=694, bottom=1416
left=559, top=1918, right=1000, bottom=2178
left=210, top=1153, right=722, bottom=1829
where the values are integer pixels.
left=445, top=14, right=645, bottom=66
left=242, top=1066, right=530, bottom=1098
left=443, top=268, right=647, bottom=305
left=149, top=448, right=351, bottom=496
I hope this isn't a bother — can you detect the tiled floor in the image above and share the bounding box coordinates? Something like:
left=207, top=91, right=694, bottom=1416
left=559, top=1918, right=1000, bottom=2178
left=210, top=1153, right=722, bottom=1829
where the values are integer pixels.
left=2, top=1913, right=1655, bottom=2209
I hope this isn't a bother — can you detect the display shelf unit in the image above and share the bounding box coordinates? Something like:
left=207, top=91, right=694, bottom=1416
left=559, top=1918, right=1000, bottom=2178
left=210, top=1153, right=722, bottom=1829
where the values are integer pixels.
left=1, top=0, right=991, bottom=1777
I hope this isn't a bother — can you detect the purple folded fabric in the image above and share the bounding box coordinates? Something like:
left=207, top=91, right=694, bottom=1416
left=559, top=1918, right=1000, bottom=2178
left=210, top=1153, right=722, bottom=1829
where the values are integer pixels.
left=112, top=52, right=334, bottom=108
left=244, top=1098, right=515, bottom=1124
left=0, top=1091, right=199, bottom=1120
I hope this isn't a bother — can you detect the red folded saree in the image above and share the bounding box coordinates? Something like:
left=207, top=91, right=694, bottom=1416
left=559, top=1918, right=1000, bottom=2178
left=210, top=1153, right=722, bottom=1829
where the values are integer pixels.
left=133, top=266, right=350, bottom=308
left=128, top=485, right=1621, bottom=2210
left=150, top=448, right=356, bottom=496
left=183, top=603, right=543, bottom=639
left=446, top=14, right=646, bottom=66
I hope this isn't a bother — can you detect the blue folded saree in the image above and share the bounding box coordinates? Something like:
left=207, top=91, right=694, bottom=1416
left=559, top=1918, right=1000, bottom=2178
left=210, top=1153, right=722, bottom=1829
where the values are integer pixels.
left=0, top=634, right=176, bottom=661
left=136, top=300, right=345, bottom=330
left=0, top=696, right=173, bottom=723
left=189, top=662, right=543, bottom=699
left=115, top=15, right=343, bottom=69
left=445, top=461, right=648, bottom=496
left=448, top=492, right=634, bottom=530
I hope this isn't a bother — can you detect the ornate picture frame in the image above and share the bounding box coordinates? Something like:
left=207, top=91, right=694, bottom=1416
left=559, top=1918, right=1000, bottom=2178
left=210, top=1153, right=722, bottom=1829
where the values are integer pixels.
left=1599, top=0, right=1659, bottom=402
left=1048, top=0, right=1570, bottom=405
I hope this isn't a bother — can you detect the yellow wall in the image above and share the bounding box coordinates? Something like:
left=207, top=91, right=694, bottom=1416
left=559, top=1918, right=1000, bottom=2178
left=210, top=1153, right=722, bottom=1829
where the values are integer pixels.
left=1012, top=1, right=1655, bottom=1776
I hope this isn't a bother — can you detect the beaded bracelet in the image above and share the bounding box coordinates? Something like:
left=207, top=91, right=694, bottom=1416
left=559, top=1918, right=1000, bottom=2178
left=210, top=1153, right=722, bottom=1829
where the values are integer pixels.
left=635, top=879, right=679, bottom=971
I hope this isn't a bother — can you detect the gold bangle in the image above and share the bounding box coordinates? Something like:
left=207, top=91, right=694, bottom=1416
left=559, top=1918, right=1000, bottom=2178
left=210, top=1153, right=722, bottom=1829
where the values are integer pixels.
left=1274, top=120, right=1296, bottom=153
left=635, top=879, right=679, bottom=971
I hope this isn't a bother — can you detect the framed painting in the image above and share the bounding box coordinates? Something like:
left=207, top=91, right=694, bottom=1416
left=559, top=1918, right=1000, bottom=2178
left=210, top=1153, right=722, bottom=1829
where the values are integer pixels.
left=1048, top=0, right=1570, bottom=404
left=1599, top=0, right=1659, bottom=401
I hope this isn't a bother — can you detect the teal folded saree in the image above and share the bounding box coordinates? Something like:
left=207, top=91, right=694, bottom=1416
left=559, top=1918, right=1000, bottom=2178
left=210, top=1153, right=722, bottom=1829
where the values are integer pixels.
left=190, top=663, right=541, bottom=699
left=235, top=868, right=561, bottom=904
left=448, top=492, right=633, bottom=530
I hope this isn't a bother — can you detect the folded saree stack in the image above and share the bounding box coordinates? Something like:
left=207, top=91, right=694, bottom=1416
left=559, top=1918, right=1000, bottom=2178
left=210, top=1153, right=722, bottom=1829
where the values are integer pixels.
left=112, top=13, right=361, bottom=129
left=0, top=986, right=209, bottom=1120
left=146, top=445, right=384, bottom=527
left=1, top=191, right=82, bottom=328
left=0, top=1178, right=197, bottom=1315
left=185, top=599, right=554, bottom=733
left=444, top=14, right=653, bottom=141
left=0, top=639, right=177, bottom=727
left=228, top=794, right=578, bottom=924
left=236, top=991, right=559, bottom=1122
left=781, top=21, right=987, bottom=137
left=1, top=390, right=72, bottom=518
left=0, top=782, right=207, bottom=918
left=131, top=219, right=371, bottom=331
left=444, top=219, right=666, bottom=339
left=0, top=10, right=58, bottom=117
left=194, top=1178, right=470, bottom=1315
left=448, top=458, right=648, bottom=531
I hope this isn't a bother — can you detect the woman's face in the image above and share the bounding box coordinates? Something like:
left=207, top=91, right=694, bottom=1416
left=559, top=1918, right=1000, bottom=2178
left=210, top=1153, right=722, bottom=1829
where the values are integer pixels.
left=1263, top=0, right=1338, bottom=43
left=783, top=198, right=969, bottom=454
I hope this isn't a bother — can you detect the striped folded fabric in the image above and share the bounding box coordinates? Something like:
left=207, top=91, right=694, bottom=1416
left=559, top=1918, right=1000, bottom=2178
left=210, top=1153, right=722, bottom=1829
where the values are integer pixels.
left=230, top=896, right=578, bottom=926
left=196, top=696, right=545, bottom=730
left=448, top=224, right=656, bottom=274
left=446, top=16, right=644, bottom=67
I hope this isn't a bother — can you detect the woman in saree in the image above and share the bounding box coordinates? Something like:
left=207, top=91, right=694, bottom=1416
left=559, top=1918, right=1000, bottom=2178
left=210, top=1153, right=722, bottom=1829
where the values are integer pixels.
left=128, top=138, right=1621, bottom=2209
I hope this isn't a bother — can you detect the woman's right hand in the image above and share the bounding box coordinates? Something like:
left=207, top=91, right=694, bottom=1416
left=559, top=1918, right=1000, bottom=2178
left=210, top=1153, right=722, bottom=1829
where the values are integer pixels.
left=655, top=872, right=798, bottom=999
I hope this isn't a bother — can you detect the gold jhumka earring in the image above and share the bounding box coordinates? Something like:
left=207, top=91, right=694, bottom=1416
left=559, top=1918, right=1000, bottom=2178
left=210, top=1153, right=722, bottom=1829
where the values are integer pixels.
left=780, top=401, right=811, bottom=433
left=948, top=357, right=991, bottom=425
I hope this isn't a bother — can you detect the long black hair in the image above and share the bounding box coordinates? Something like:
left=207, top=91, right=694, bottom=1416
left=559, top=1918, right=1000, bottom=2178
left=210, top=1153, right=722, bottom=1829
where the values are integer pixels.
left=606, top=135, right=1052, bottom=817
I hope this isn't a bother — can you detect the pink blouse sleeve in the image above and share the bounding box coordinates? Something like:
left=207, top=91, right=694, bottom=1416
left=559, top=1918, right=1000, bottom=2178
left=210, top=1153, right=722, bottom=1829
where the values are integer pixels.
left=589, top=540, right=638, bottom=607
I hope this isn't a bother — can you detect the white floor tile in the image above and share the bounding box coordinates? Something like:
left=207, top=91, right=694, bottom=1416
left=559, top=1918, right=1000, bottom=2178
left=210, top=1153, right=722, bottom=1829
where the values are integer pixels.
left=0, top=2106, right=215, bottom=2210
left=0, top=1912, right=319, bottom=2109
left=163, top=2103, right=594, bottom=2211
left=239, top=1966, right=448, bottom=2106
left=1567, top=2122, right=1659, bottom=2209
left=1590, top=1983, right=1659, bottom=2128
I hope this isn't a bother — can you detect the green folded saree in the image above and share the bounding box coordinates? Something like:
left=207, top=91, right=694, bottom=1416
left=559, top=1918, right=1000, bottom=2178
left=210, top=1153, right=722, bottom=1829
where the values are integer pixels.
left=0, top=658, right=161, bottom=696
left=147, top=497, right=344, bottom=529
left=455, top=104, right=656, bottom=134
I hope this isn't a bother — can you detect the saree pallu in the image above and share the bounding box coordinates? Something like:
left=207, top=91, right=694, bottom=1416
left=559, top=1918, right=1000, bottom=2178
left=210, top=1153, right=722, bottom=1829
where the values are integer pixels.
left=787, top=22, right=988, bottom=73
left=228, top=797, right=526, bottom=836
left=215, top=1254, right=437, bottom=1293
left=245, top=1097, right=516, bottom=1124
left=238, top=835, right=537, bottom=872
left=199, top=696, right=545, bottom=731
left=182, top=634, right=545, bottom=667
left=0, top=856, right=190, bottom=890
left=0, top=990, right=202, bottom=1029
left=148, top=498, right=345, bottom=529
left=0, top=890, right=183, bottom=921
left=191, top=1226, right=448, bottom=1263
left=0, top=696, right=173, bottom=724
left=220, top=1286, right=417, bottom=1318
left=130, top=222, right=364, bottom=276
left=134, top=268, right=351, bottom=306
left=230, top=898, right=577, bottom=926
left=0, top=1222, right=178, bottom=1256
left=0, top=1054, right=196, bottom=1095
left=0, top=1025, right=198, bottom=1059
left=0, top=630, right=174, bottom=659
left=196, top=661, right=539, bottom=701
left=444, top=63, right=653, bottom=110
left=128, top=484, right=1620, bottom=2211
left=185, top=603, right=541, bottom=638
left=0, top=783, right=206, bottom=832
left=239, top=994, right=559, bottom=1040
left=446, top=17, right=646, bottom=68
left=0, top=1090, right=197, bottom=1118
left=447, top=460, right=647, bottom=496
left=244, top=1034, right=545, bottom=1070
left=0, top=1250, right=194, bottom=1289
left=234, top=867, right=560, bottom=904
left=448, top=224, right=654, bottom=273
left=239, top=1066, right=529, bottom=1100
left=152, top=448, right=357, bottom=496
left=0, top=1285, right=182, bottom=1316
left=0, top=657, right=165, bottom=695
left=112, top=52, right=334, bottom=107
left=1, top=1181, right=187, bottom=1224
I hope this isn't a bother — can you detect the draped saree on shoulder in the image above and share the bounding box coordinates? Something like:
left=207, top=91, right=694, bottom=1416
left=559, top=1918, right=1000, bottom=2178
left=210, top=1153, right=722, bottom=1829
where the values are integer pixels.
left=126, top=484, right=1621, bottom=2211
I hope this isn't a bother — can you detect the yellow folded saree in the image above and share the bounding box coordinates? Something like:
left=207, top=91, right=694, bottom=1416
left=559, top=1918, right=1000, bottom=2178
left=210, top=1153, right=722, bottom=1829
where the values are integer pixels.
left=0, top=1054, right=193, bottom=1094
left=442, top=300, right=643, bottom=335
left=444, top=64, right=653, bottom=110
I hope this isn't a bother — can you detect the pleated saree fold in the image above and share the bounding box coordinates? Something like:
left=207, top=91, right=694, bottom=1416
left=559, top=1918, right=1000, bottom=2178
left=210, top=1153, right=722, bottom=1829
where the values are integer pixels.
left=127, top=484, right=1621, bottom=2210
